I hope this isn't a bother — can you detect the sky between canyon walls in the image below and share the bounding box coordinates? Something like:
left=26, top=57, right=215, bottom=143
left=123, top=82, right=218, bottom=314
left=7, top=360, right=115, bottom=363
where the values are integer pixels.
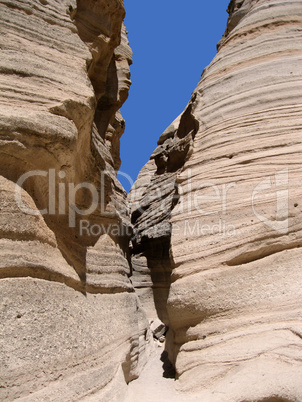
left=119, top=0, right=230, bottom=192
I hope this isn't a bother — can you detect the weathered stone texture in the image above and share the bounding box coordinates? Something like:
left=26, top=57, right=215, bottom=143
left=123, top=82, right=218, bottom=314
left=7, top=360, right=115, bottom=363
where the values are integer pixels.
left=130, top=0, right=302, bottom=400
left=0, top=0, right=150, bottom=400
left=2, top=0, right=302, bottom=399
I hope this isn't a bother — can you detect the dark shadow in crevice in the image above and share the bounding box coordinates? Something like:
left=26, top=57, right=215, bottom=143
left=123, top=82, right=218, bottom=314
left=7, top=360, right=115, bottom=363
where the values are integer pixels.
left=247, top=398, right=293, bottom=402
left=161, top=350, right=176, bottom=379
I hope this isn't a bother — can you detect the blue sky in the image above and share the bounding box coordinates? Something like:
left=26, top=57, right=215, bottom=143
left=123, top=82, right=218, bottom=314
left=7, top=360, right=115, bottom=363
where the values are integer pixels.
left=119, top=1, right=230, bottom=192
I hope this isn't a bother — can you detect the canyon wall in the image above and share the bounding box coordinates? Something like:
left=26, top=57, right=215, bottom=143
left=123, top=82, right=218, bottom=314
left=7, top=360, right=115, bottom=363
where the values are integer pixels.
left=1, top=0, right=302, bottom=400
left=0, top=1, right=150, bottom=400
left=130, top=0, right=302, bottom=400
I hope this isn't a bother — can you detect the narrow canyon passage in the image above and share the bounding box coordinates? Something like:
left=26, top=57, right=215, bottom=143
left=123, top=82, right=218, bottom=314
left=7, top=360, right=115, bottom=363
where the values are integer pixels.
left=1, top=0, right=302, bottom=400
left=124, top=344, right=200, bottom=402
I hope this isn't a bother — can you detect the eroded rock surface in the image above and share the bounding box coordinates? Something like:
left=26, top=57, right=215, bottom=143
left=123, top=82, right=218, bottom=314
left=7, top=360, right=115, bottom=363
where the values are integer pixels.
left=130, top=0, right=302, bottom=400
left=2, top=0, right=302, bottom=400
left=0, top=0, right=150, bottom=400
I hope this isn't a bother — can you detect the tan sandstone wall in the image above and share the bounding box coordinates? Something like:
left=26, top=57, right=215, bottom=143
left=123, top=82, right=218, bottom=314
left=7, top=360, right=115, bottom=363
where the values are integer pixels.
left=0, top=1, right=150, bottom=400
left=130, top=0, right=302, bottom=400
left=1, top=0, right=302, bottom=400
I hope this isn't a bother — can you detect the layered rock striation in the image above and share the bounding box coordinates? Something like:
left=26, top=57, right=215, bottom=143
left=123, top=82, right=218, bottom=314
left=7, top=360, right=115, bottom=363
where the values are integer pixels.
left=130, top=0, right=302, bottom=400
left=0, top=1, right=150, bottom=400
left=1, top=0, right=302, bottom=400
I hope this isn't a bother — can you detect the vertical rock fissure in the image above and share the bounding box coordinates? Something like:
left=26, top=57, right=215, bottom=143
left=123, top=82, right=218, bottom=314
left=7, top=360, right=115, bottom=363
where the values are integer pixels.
left=129, top=93, right=200, bottom=375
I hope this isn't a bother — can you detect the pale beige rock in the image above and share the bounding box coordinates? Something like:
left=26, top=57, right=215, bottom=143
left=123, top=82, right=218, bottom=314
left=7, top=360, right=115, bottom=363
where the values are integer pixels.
left=1, top=278, right=148, bottom=401
left=2, top=0, right=302, bottom=399
left=0, top=0, right=150, bottom=400
left=130, top=0, right=302, bottom=400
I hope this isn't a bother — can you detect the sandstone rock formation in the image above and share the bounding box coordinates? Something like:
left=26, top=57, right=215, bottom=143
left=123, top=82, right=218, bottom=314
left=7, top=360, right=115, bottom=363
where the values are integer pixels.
left=2, top=0, right=302, bottom=400
left=130, top=0, right=302, bottom=400
left=0, top=1, right=150, bottom=400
